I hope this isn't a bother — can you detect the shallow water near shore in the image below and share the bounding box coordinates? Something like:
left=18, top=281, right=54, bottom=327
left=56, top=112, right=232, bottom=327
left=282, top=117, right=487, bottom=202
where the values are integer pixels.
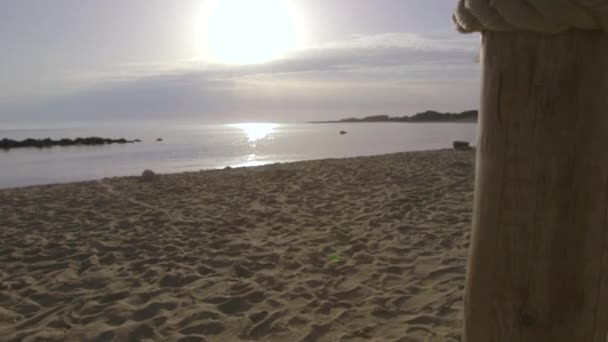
left=0, top=122, right=476, bottom=188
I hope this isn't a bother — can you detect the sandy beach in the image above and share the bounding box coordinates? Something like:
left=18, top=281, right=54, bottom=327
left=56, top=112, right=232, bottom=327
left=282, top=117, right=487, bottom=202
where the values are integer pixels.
left=0, top=149, right=474, bottom=341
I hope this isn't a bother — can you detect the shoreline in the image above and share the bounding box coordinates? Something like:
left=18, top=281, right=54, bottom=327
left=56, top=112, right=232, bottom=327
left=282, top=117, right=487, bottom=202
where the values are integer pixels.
left=0, top=149, right=464, bottom=191
left=0, top=149, right=474, bottom=341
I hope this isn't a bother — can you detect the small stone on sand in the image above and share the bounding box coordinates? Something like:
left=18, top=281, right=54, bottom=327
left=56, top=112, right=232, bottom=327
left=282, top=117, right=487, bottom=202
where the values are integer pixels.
left=141, top=169, right=156, bottom=181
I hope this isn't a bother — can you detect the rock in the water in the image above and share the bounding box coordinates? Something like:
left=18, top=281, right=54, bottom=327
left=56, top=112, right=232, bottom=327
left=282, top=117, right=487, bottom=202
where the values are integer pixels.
left=453, top=141, right=471, bottom=151
left=0, top=137, right=137, bottom=149
left=141, top=169, right=156, bottom=181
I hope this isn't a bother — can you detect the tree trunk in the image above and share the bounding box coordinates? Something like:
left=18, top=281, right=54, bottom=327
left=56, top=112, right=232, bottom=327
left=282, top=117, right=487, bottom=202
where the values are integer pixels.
left=464, top=30, right=608, bottom=341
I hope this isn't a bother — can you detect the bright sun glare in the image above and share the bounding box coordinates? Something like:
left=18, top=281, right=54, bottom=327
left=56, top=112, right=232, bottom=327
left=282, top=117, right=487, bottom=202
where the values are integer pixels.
left=230, top=123, right=278, bottom=143
left=201, top=0, right=304, bottom=64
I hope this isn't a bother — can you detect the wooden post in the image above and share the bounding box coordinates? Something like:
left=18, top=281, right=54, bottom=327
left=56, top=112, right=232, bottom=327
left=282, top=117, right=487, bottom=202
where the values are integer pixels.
left=464, top=30, right=608, bottom=341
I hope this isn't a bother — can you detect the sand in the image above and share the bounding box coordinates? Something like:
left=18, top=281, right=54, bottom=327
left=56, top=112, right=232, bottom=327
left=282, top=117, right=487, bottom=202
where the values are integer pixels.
left=0, top=149, right=475, bottom=342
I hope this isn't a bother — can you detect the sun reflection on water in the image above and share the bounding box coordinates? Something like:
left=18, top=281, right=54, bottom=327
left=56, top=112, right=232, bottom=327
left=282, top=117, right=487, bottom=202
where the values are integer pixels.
left=230, top=123, right=278, bottom=143
left=235, top=153, right=268, bottom=167
left=228, top=123, right=279, bottom=168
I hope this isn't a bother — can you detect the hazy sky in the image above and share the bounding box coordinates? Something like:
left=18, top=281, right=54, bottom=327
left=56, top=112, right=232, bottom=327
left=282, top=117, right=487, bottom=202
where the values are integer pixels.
left=0, top=0, right=480, bottom=124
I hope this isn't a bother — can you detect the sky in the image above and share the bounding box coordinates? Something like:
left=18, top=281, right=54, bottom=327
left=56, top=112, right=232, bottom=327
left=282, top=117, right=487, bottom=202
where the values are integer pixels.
left=0, top=0, right=481, bottom=124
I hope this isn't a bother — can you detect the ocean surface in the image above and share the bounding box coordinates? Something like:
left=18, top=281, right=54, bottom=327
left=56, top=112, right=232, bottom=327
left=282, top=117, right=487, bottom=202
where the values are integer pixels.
left=0, top=122, right=477, bottom=188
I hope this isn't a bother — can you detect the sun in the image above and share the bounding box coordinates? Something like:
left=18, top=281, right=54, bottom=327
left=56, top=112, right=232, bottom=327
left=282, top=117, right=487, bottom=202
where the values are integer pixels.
left=200, top=0, right=304, bottom=65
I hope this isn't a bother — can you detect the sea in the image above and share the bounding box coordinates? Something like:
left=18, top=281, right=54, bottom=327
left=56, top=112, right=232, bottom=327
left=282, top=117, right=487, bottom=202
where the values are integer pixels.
left=0, top=122, right=477, bottom=189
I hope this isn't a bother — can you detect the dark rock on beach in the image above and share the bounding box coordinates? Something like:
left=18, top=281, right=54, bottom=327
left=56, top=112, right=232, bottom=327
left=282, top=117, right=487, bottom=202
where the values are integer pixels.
left=453, top=141, right=471, bottom=150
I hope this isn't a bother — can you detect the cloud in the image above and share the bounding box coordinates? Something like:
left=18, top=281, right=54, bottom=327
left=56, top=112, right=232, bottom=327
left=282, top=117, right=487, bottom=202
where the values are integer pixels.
left=1, top=32, right=480, bottom=123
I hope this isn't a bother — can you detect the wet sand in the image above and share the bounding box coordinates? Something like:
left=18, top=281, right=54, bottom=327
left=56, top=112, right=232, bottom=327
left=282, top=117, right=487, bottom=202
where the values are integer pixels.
left=0, top=149, right=474, bottom=341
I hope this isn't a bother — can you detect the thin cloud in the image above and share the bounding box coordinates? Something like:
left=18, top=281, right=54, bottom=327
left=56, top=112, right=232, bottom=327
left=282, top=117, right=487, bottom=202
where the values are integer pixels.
left=2, top=32, right=480, bottom=122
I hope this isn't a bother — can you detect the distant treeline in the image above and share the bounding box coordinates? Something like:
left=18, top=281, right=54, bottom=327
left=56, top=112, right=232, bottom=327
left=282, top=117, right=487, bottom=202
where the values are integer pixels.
left=311, top=110, right=478, bottom=123
left=0, top=137, right=141, bottom=150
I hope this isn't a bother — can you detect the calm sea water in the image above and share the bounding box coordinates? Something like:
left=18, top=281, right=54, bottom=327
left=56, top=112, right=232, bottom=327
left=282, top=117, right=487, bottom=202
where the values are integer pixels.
left=0, top=122, right=477, bottom=188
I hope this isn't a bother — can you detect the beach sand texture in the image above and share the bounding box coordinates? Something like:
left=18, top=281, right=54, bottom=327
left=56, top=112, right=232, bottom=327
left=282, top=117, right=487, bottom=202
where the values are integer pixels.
left=0, top=150, right=474, bottom=341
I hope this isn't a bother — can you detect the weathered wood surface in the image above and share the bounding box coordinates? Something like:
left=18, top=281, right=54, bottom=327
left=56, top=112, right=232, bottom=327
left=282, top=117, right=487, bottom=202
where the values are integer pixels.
left=464, top=30, right=608, bottom=341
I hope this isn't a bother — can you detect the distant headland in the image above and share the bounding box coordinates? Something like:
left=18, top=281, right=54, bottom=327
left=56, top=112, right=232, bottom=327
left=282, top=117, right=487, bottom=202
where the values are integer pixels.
left=0, top=137, right=141, bottom=150
left=309, top=110, right=478, bottom=123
